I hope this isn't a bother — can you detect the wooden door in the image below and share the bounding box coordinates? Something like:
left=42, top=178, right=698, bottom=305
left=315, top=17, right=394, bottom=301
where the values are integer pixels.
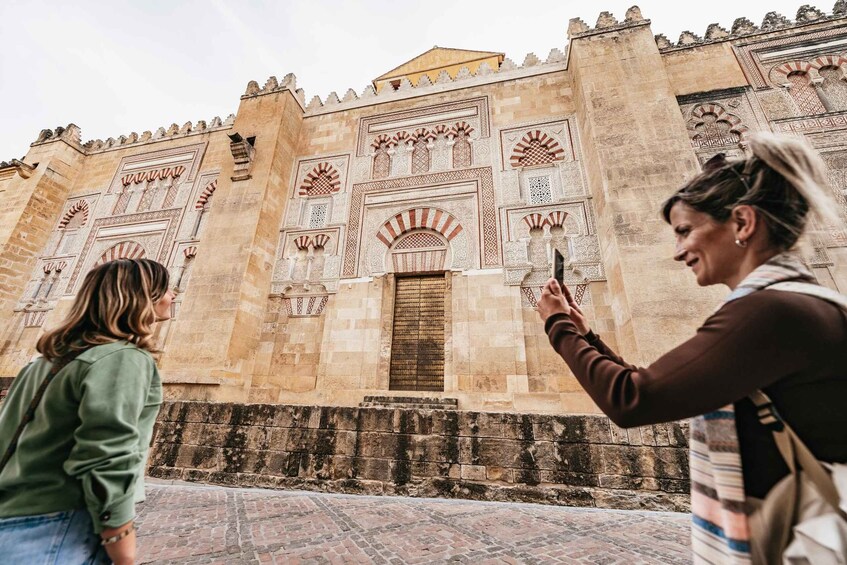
left=389, top=274, right=445, bottom=391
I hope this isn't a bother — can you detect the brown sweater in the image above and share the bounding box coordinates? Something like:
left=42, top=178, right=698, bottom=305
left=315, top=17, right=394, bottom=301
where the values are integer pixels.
left=545, top=288, right=847, bottom=498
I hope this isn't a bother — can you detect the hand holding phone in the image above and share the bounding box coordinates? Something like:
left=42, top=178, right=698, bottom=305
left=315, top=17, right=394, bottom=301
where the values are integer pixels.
left=551, top=249, right=566, bottom=289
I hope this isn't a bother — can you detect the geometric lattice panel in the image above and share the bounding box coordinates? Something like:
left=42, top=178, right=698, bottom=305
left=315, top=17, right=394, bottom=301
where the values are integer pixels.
left=394, top=231, right=445, bottom=250
left=528, top=176, right=553, bottom=204
left=309, top=204, right=328, bottom=229
left=786, top=71, right=826, bottom=115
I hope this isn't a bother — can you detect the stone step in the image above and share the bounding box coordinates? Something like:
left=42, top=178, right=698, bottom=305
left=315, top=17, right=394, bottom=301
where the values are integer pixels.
left=359, top=395, right=458, bottom=410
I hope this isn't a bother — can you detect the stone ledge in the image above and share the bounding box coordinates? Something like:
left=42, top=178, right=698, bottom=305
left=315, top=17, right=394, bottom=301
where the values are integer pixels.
left=160, top=375, right=224, bottom=385
left=360, top=396, right=459, bottom=410
left=146, top=467, right=689, bottom=512
left=149, top=401, right=691, bottom=511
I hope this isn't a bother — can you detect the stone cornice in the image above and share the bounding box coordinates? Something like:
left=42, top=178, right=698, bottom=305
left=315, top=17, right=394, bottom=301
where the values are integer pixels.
left=656, top=3, right=847, bottom=53
left=567, top=6, right=650, bottom=40
left=302, top=52, right=568, bottom=118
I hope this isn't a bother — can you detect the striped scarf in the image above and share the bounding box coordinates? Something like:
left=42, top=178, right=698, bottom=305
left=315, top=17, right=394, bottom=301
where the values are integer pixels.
left=690, top=253, right=816, bottom=564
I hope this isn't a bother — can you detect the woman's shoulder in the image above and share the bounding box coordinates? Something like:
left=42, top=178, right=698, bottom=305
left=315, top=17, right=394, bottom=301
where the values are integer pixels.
left=719, top=284, right=846, bottom=334
left=75, top=341, right=154, bottom=366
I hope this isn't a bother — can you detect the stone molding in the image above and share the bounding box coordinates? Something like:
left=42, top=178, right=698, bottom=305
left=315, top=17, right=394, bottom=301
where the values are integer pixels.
left=356, top=97, right=491, bottom=157
left=65, top=208, right=182, bottom=292
left=342, top=167, right=499, bottom=277
left=734, top=23, right=847, bottom=90
left=773, top=108, right=847, bottom=133
left=106, top=142, right=206, bottom=194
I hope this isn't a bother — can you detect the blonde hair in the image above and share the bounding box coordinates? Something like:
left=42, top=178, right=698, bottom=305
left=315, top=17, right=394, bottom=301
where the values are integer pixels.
left=37, top=258, right=170, bottom=361
left=663, top=132, right=844, bottom=250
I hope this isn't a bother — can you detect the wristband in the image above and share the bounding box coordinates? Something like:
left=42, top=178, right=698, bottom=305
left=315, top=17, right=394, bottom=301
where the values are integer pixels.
left=100, top=524, right=136, bottom=546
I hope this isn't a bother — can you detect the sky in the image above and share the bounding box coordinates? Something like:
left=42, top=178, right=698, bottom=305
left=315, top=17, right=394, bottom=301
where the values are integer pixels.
left=0, top=0, right=826, bottom=160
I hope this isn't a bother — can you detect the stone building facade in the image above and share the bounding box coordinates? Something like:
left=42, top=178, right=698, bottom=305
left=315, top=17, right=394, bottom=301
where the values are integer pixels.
left=2, top=4, right=847, bottom=414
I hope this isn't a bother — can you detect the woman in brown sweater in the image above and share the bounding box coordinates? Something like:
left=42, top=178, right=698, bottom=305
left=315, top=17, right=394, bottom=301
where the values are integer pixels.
left=537, top=133, right=847, bottom=564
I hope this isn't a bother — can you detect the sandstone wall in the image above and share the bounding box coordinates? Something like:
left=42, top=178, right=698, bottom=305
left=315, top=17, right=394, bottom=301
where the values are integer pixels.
left=569, top=22, right=727, bottom=366
left=2, top=8, right=845, bottom=415
left=662, top=42, right=748, bottom=97
left=149, top=401, right=690, bottom=512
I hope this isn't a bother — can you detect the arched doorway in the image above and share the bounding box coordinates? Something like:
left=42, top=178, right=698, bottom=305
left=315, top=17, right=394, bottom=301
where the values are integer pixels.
left=388, top=230, right=449, bottom=391
left=377, top=207, right=463, bottom=392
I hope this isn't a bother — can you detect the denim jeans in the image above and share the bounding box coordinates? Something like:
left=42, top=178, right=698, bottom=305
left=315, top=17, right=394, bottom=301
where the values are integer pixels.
left=0, top=509, right=109, bottom=564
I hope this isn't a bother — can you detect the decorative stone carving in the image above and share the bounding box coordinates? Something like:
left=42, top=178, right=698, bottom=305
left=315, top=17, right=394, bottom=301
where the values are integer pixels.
left=678, top=31, right=702, bottom=46
left=32, top=124, right=82, bottom=147
left=731, top=17, right=758, bottom=35
left=624, top=6, right=644, bottom=22
left=761, top=11, right=792, bottom=30
left=705, top=24, right=730, bottom=40
left=595, top=11, right=619, bottom=28
left=796, top=5, right=826, bottom=22
left=229, top=133, right=255, bottom=181
left=0, top=159, right=36, bottom=179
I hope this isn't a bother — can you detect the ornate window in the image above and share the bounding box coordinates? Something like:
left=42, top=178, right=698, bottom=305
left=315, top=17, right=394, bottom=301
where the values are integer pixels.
left=509, top=131, right=566, bottom=168
left=113, top=187, right=131, bottom=215
left=452, top=129, right=472, bottom=168
left=786, top=71, right=826, bottom=115
left=373, top=149, right=391, bottom=179
left=371, top=135, right=393, bottom=179
left=63, top=211, right=85, bottom=230
left=30, top=264, right=53, bottom=302
left=136, top=179, right=157, bottom=212
left=688, top=104, right=747, bottom=148
left=161, top=166, right=186, bottom=208
left=298, top=162, right=341, bottom=197
left=411, top=137, right=430, bottom=175
left=56, top=201, right=89, bottom=255
left=819, top=66, right=847, bottom=111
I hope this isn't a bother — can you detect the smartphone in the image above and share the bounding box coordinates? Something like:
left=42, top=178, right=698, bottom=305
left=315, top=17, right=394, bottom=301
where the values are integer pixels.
left=551, top=249, right=566, bottom=288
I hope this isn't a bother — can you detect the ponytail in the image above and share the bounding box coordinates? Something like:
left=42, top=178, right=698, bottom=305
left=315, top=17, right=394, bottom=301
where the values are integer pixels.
left=662, top=133, right=845, bottom=251
left=746, top=132, right=842, bottom=229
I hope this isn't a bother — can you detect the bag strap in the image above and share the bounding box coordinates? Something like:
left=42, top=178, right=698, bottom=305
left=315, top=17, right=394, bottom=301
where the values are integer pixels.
left=749, top=390, right=847, bottom=520
left=0, top=352, right=84, bottom=474
left=767, top=281, right=847, bottom=310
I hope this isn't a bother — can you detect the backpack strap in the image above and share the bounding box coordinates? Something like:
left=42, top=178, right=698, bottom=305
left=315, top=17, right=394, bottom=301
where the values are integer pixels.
left=0, top=352, right=85, bottom=474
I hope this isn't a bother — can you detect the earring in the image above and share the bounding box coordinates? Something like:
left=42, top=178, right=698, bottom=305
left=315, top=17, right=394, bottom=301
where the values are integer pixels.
left=735, top=238, right=747, bottom=248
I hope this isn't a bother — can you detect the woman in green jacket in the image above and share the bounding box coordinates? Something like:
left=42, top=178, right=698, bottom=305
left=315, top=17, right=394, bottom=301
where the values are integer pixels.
left=0, top=258, right=174, bottom=565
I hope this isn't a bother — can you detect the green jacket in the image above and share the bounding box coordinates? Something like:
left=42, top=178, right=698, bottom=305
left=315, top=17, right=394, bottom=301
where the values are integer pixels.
left=0, top=341, right=162, bottom=533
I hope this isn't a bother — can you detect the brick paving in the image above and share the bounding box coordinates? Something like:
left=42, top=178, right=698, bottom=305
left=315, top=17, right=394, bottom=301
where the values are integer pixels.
left=137, top=480, right=691, bottom=564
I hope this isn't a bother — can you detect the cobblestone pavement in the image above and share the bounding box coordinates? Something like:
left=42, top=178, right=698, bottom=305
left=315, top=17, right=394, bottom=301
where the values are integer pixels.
left=137, top=481, right=691, bottom=564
